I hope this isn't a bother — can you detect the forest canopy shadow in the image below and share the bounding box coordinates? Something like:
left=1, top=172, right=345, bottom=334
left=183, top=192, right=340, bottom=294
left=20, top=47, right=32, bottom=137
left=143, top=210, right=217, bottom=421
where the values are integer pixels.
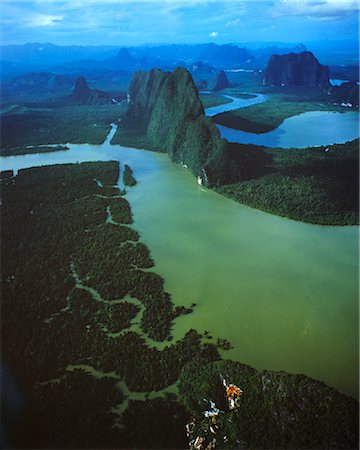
left=224, top=142, right=274, bottom=184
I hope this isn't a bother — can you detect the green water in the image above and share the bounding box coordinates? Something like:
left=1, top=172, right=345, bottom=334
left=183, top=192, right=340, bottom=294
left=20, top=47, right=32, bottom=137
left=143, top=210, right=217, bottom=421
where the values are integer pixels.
left=122, top=144, right=359, bottom=399
left=1, top=124, right=358, bottom=399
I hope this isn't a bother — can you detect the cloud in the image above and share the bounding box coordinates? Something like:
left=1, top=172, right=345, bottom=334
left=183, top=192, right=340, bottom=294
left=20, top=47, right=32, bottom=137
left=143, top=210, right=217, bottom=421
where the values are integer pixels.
left=23, top=0, right=257, bottom=4
left=1, top=0, right=358, bottom=46
left=271, top=0, right=360, bottom=21
left=226, top=18, right=241, bottom=26
left=260, top=25, right=277, bottom=31
left=24, top=14, right=64, bottom=26
left=308, top=1, right=327, bottom=6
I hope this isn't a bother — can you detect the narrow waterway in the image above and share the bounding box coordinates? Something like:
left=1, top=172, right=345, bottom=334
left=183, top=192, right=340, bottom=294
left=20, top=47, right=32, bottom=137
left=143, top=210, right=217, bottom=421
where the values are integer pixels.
left=204, top=92, right=268, bottom=116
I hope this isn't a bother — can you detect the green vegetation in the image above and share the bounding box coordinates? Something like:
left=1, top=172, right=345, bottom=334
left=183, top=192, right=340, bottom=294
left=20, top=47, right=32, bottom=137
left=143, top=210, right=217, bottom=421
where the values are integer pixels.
left=1, top=158, right=358, bottom=447
left=221, top=70, right=263, bottom=90
left=0, top=170, right=14, bottom=184
left=0, top=103, right=127, bottom=148
left=123, top=163, right=137, bottom=186
left=33, top=370, right=125, bottom=449
left=199, top=93, right=232, bottom=109
left=213, top=97, right=344, bottom=133
left=1, top=70, right=131, bottom=105
left=0, top=145, right=69, bottom=156
left=215, top=139, right=359, bottom=225
left=1, top=104, right=53, bottom=116
left=119, top=398, right=188, bottom=449
left=179, top=359, right=359, bottom=449
left=1, top=161, right=221, bottom=448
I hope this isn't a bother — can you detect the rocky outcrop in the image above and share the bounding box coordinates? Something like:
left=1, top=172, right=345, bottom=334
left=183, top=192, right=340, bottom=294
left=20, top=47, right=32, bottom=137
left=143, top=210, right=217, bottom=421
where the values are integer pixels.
left=113, top=67, right=228, bottom=185
left=72, top=76, right=115, bottom=105
left=332, top=81, right=359, bottom=107
left=123, top=164, right=137, bottom=186
left=179, top=359, right=359, bottom=450
left=210, top=70, right=230, bottom=91
left=263, top=51, right=330, bottom=88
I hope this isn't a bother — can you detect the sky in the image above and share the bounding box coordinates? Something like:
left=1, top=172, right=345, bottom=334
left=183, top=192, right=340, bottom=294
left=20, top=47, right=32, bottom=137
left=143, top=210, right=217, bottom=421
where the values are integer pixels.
left=0, top=0, right=359, bottom=47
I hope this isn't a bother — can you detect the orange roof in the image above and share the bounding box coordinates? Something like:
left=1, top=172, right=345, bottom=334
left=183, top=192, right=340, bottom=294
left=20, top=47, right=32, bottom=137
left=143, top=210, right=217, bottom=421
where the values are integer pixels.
left=226, top=384, right=243, bottom=399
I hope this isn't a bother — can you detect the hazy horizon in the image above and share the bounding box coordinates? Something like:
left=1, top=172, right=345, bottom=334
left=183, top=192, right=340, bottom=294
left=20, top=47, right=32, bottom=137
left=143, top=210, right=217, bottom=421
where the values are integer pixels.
left=1, top=38, right=359, bottom=48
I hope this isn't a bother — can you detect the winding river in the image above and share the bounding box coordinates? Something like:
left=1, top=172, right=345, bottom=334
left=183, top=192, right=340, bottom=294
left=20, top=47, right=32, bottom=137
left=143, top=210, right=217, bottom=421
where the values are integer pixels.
left=1, top=94, right=359, bottom=399
left=204, top=92, right=268, bottom=116
left=208, top=92, right=359, bottom=148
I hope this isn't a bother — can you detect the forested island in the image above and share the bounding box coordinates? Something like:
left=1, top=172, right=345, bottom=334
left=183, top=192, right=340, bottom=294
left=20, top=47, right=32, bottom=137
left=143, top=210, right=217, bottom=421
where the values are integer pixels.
left=215, top=138, right=359, bottom=225
left=0, top=144, right=69, bottom=156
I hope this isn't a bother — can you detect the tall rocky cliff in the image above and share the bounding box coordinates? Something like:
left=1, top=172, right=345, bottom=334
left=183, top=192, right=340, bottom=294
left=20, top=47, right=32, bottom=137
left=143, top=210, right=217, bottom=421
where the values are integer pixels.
left=210, top=70, right=230, bottom=91
left=72, top=76, right=115, bottom=105
left=113, top=67, right=228, bottom=185
left=263, top=51, right=330, bottom=88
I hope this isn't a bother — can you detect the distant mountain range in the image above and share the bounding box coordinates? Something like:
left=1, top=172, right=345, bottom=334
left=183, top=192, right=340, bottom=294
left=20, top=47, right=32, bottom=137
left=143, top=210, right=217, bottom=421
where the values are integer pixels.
left=0, top=42, right=120, bottom=67
left=0, top=42, right=309, bottom=80
left=2, top=42, right=357, bottom=104
left=246, top=43, right=307, bottom=66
